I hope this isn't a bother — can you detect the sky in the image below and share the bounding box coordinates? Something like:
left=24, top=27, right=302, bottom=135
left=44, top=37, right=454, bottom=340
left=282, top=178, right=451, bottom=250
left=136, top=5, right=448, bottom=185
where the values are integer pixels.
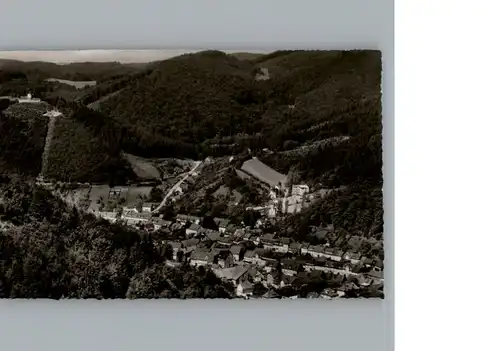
left=0, top=49, right=268, bottom=64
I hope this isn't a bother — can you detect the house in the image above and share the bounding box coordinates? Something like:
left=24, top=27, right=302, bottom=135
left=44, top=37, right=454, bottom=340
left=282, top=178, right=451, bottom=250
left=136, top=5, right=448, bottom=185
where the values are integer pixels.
left=225, top=224, right=238, bottom=235
left=291, top=184, right=309, bottom=197
left=320, top=288, right=337, bottom=299
left=324, top=247, right=343, bottom=261
left=236, top=281, right=254, bottom=297
left=306, top=245, right=326, bottom=258
left=169, top=241, right=182, bottom=260
left=300, top=243, right=310, bottom=255
left=123, top=206, right=139, bottom=213
left=213, top=217, right=230, bottom=233
left=213, top=266, right=249, bottom=285
left=260, top=233, right=276, bottom=245
left=367, top=269, right=384, bottom=281
left=344, top=251, right=362, bottom=264
left=186, top=223, right=203, bottom=236
left=189, top=248, right=213, bottom=267
left=176, top=214, right=201, bottom=225
left=243, top=250, right=267, bottom=267
left=268, top=237, right=290, bottom=253
left=240, top=157, right=287, bottom=189
left=217, top=235, right=234, bottom=247
left=289, top=242, right=303, bottom=254
left=170, top=222, right=184, bottom=232
left=280, top=275, right=296, bottom=287
left=233, top=228, right=245, bottom=238
left=142, top=202, right=160, bottom=213
left=121, top=211, right=152, bottom=225
left=151, top=217, right=169, bottom=231
left=242, top=232, right=253, bottom=242
left=281, top=260, right=300, bottom=276
left=313, top=228, right=330, bottom=241
left=204, top=229, right=221, bottom=242
left=230, top=245, right=244, bottom=261
left=98, top=211, right=119, bottom=223
left=214, top=249, right=235, bottom=268
left=144, top=222, right=155, bottom=232
left=181, top=238, right=199, bottom=252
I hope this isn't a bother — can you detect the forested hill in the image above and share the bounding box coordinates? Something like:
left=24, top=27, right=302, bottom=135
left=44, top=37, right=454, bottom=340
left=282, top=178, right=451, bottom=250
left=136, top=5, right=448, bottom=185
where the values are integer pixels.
left=98, top=50, right=382, bottom=186
left=0, top=176, right=234, bottom=298
left=1, top=50, right=382, bottom=187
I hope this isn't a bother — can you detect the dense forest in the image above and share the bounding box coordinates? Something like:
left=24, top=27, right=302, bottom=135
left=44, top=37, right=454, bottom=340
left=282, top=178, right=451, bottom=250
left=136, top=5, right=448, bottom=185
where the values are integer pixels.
left=0, top=103, right=48, bottom=177
left=45, top=107, right=137, bottom=184
left=0, top=176, right=234, bottom=298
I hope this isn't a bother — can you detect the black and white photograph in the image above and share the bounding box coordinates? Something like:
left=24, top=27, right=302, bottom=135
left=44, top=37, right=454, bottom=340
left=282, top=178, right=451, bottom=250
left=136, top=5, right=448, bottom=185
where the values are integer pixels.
left=0, top=49, right=383, bottom=299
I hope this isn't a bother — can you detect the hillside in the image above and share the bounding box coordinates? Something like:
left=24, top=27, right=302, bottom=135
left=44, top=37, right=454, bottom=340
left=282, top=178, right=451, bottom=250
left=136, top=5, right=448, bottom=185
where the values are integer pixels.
left=1, top=50, right=382, bottom=188
left=97, top=50, right=382, bottom=187
left=0, top=104, right=49, bottom=176
left=44, top=107, right=137, bottom=184
left=0, top=176, right=234, bottom=298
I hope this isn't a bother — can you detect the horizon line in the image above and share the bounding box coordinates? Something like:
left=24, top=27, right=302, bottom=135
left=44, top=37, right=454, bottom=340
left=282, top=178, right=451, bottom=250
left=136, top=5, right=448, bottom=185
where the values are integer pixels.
left=0, top=49, right=271, bottom=64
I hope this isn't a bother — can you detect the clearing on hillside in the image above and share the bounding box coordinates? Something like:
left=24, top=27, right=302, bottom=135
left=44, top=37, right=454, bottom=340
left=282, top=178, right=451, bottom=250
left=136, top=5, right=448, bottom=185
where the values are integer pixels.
left=123, top=153, right=162, bottom=180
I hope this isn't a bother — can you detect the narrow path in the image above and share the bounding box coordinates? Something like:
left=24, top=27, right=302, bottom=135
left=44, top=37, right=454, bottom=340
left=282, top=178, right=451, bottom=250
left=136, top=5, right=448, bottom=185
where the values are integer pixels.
left=39, top=110, right=62, bottom=180
left=152, top=161, right=202, bottom=214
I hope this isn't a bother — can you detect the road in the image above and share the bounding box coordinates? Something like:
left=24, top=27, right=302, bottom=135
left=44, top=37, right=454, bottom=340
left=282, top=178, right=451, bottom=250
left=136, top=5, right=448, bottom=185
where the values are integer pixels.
left=152, top=161, right=202, bottom=214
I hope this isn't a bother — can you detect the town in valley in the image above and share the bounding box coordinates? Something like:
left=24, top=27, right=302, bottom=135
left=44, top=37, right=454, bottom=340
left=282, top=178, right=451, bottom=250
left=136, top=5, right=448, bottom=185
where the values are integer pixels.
left=0, top=49, right=383, bottom=299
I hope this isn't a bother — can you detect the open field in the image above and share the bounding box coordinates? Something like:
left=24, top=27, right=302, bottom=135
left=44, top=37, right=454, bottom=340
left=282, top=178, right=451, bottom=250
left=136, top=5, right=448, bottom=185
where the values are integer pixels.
left=124, top=153, right=161, bottom=180
left=45, top=78, right=97, bottom=89
left=62, top=184, right=153, bottom=211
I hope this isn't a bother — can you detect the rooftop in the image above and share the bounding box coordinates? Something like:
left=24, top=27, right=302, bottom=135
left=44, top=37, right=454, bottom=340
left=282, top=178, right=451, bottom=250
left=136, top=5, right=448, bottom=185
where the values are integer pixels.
left=240, top=157, right=287, bottom=188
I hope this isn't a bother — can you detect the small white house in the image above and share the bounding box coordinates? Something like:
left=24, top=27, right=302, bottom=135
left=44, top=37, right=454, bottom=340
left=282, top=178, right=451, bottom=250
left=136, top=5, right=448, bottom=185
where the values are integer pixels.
left=236, top=281, right=254, bottom=297
left=292, top=184, right=310, bottom=197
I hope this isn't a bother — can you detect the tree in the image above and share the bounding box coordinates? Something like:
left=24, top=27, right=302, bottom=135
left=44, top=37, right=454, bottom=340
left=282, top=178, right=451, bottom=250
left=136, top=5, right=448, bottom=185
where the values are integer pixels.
left=149, top=187, right=164, bottom=202
left=162, top=203, right=175, bottom=220
left=201, top=216, right=218, bottom=231
left=243, top=210, right=260, bottom=228
left=253, top=282, right=268, bottom=297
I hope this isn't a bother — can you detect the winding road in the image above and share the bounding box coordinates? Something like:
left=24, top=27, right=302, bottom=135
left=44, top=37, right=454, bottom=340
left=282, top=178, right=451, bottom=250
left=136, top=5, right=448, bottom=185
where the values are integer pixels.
left=152, top=161, right=202, bottom=214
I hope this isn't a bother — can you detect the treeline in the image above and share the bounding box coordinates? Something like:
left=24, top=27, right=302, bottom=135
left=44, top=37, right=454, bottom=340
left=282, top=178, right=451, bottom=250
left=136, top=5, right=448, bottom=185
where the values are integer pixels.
left=0, top=176, right=234, bottom=299
left=0, top=60, right=147, bottom=82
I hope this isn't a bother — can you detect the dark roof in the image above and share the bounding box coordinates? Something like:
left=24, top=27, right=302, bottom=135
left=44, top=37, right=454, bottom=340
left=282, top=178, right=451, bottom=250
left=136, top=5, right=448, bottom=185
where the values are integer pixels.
left=230, top=245, right=243, bottom=255
left=187, top=223, right=202, bottom=231
left=169, top=241, right=182, bottom=249
left=215, top=266, right=249, bottom=281
left=182, top=238, right=200, bottom=247
left=205, top=230, right=221, bottom=241
left=314, top=229, right=329, bottom=239
left=214, top=217, right=230, bottom=227
left=261, top=233, right=276, bottom=241
left=280, top=237, right=291, bottom=245
left=217, top=236, right=234, bottom=244
left=191, top=249, right=212, bottom=261
left=308, top=245, right=325, bottom=253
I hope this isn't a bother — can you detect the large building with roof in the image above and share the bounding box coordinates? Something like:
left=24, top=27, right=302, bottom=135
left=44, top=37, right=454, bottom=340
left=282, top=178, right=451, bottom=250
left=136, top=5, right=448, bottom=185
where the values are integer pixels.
left=240, top=157, right=287, bottom=189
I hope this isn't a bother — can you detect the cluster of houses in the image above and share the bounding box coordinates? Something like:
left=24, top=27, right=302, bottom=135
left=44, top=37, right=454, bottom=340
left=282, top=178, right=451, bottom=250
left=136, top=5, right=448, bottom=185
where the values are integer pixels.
left=94, top=207, right=384, bottom=298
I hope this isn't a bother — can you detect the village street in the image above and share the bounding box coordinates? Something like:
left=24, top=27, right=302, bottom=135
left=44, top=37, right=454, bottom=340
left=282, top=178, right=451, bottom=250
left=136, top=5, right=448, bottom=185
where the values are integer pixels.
left=152, top=160, right=202, bottom=214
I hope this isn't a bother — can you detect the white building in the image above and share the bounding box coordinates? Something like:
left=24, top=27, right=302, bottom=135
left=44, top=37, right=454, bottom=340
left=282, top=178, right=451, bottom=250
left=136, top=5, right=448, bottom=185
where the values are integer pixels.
left=142, top=202, right=159, bottom=213
left=98, top=211, right=119, bottom=223
left=292, top=184, right=310, bottom=197
left=18, top=93, right=41, bottom=104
